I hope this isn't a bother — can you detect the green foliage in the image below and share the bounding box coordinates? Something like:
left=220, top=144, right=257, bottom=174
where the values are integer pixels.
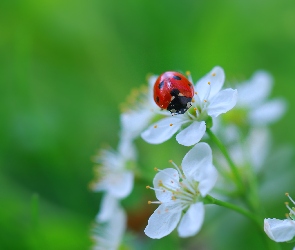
left=0, top=0, right=294, bottom=249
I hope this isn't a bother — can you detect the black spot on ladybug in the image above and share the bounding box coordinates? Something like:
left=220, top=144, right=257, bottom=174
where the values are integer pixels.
left=172, top=75, right=181, bottom=80
left=167, top=89, right=192, bottom=114
left=156, top=96, right=159, bottom=103
left=158, top=81, right=164, bottom=89
left=170, top=89, right=180, bottom=96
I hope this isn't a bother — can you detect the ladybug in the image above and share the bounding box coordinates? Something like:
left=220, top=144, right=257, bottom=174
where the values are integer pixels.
left=153, top=71, right=194, bottom=114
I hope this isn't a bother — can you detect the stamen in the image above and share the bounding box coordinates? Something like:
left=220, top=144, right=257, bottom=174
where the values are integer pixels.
left=147, top=186, right=166, bottom=192
left=169, top=160, right=183, bottom=176
left=154, top=125, right=158, bottom=128
left=170, top=123, right=173, bottom=126
left=186, top=71, right=193, bottom=83
left=285, top=203, right=295, bottom=216
left=208, top=81, right=211, bottom=85
left=148, top=201, right=162, bottom=205
left=154, top=167, right=159, bottom=171
left=286, top=193, right=295, bottom=205
left=212, top=73, right=216, bottom=76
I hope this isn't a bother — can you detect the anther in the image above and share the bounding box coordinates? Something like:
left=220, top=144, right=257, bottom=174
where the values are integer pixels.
left=212, top=73, right=216, bottom=76
left=208, top=81, right=211, bottom=85
left=195, top=91, right=198, bottom=95
left=148, top=201, right=151, bottom=204
left=154, top=125, right=158, bottom=128
left=170, top=123, right=173, bottom=126
left=186, top=71, right=191, bottom=76
left=194, top=107, right=197, bottom=111
left=146, top=185, right=150, bottom=189
left=154, top=167, right=158, bottom=171
left=192, top=98, right=195, bottom=103
left=204, top=100, right=207, bottom=102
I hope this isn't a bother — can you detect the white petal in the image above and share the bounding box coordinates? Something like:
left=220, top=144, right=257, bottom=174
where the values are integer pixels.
left=107, top=171, right=134, bottom=198
left=181, top=142, right=212, bottom=178
left=93, top=202, right=126, bottom=249
left=153, top=168, right=180, bottom=202
left=96, top=193, right=118, bottom=222
left=246, top=128, right=270, bottom=171
left=198, top=164, right=218, bottom=196
left=177, top=202, right=205, bottom=237
left=120, top=109, right=154, bottom=140
left=249, top=98, right=287, bottom=125
left=141, top=116, right=185, bottom=144
left=117, top=137, right=137, bottom=161
left=176, top=121, right=206, bottom=146
left=144, top=203, right=182, bottom=239
left=207, top=89, right=238, bottom=117
left=237, top=70, right=273, bottom=107
left=264, top=218, right=295, bottom=242
left=195, top=66, right=225, bottom=101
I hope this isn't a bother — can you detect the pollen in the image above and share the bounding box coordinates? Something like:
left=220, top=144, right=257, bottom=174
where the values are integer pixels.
left=154, top=125, right=158, bottom=128
left=286, top=192, right=290, bottom=196
left=194, top=107, right=197, bottom=111
left=186, top=71, right=191, bottom=76
left=148, top=201, right=152, bottom=204
left=285, top=202, right=289, bottom=205
left=212, top=73, right=216, bottom=76
left=146, top=185, right=150, bottom=189
left=195, top=91, right=198, bottom=95
left=208, top=81, right=211, bottom=85
left=154, top=167, right=158, bottom=171
left=170, top=123, right=173, bottom=126
left=204, top=99, right=207, bottom=102
left=192, top=98, right=195, bottom=103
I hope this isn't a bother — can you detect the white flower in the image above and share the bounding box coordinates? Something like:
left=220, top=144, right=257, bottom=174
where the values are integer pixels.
left=264, top=193, right=295, bottom=243
left=90, top=138, right=135, bottom=199
left=141, top=66, right=238, bottom=146
left=120, top=75, right=165, bottom=141
left=236, top=70, right=286, bottom=126
left=91, top=195, right=126, bottom=250
left=144, top=143, right=218, bottom=239
left=216, top=127, right=271, bottom=173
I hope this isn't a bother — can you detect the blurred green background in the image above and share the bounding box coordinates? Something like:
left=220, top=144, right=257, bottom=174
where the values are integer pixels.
left=1, top=0, right=295, bottom=249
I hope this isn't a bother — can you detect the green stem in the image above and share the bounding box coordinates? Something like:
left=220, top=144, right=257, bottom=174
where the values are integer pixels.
left=206, top=128, right=244, bottom=193
left=205, top=195, right=260, bottom=227
left=205, top=195, right=281, bottom=250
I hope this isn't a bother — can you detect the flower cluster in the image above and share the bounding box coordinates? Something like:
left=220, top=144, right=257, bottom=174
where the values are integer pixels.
left=264, top=193, right=295, bottom=246
left=90, top=66, right=288, bottom=249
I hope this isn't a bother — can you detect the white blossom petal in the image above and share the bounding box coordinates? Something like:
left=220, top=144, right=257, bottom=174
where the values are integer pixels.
left=264, top=218, right=295, bottom=242
left=207, top=89, right=238, bottom=117
left=106, top=171, right=134, bottom=198
left=176, top=121, right=206, bottom=146
left=181, top=142, right=212, bottom=178
left=92, top=202, right=126, bottom=250
left=237, top=71, right=273, bottom=107
left=177, top=202, right=205, bottom=237
left=246, top=128, right=270, bottom=171
left=195, top=66, right=225, bottom=101
left=249, top=98, right=287, bottom=125
left=141, top=116, right=184, bottom=144
left=144, top=203, right=182, bottom=239
left=153, top=168, right=180, bottom=202
left=96, top=194, right=118, bottom=222
left=198, top=164, right=218, bottom=196
left=120, top=109, right=154, bottom=140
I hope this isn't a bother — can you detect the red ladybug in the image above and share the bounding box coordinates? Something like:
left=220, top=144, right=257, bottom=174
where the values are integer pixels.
left=153, top=71, right=194, bottom=114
